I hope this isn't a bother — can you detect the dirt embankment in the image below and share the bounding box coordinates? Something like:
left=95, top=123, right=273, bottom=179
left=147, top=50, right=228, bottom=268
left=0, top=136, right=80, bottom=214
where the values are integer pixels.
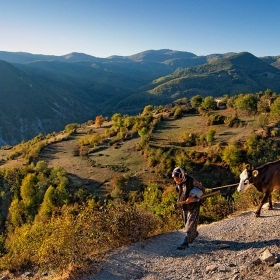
left=83, top=202, right=280, bottom=280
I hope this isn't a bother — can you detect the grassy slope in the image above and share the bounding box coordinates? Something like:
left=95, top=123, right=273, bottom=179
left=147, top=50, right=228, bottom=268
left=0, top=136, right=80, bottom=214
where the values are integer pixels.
left=149, top=109, right=257, bottom=188
left=0, top=108, right=266, bottom=197
left=150, top=109, right=254, bottom=149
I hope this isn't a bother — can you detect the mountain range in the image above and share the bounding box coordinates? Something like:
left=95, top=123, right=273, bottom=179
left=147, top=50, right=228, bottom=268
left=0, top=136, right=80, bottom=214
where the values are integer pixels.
left=0, top=49, right=280, bottom=145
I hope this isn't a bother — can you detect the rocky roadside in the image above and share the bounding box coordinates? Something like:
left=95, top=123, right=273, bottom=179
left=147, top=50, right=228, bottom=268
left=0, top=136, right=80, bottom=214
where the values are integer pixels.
left=83, top=202, right=280, bottom=280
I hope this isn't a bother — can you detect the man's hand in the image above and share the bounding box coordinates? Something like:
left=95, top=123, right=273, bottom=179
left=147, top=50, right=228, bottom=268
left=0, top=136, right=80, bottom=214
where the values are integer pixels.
left=174, top=196, right=196, bottom=208
left=185, top=196, right=195, bottom=204
left=173, top=203, right=180, bottom=210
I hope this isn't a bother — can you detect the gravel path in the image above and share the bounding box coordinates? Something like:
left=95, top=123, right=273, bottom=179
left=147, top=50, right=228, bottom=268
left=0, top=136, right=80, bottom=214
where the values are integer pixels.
left=83, top=202, right=280, bottom=280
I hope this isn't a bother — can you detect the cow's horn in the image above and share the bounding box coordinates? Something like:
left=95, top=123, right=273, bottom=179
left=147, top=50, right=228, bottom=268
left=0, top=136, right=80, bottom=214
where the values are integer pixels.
left=252, top=170, right=258, bottom=177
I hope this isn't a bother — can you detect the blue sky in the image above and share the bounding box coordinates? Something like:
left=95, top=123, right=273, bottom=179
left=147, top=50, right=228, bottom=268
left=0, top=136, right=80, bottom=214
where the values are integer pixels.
left=0, top=0, right=279, bottom=58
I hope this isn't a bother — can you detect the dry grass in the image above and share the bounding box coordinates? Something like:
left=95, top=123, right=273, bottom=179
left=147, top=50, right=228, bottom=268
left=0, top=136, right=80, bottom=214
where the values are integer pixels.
left=150, top=109, right=255, bottom=151
left=0, top=122, right=162, bottom=198
left=0, top=108, right=270, bottom=198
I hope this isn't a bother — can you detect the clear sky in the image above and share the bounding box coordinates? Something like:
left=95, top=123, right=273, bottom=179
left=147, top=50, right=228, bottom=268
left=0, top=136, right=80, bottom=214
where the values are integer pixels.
left=0, top=0, right=279, bottom=58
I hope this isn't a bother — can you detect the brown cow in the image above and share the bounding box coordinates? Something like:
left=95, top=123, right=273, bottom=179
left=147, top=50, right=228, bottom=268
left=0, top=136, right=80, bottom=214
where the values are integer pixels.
left=237, top=160, right=280, bottom=217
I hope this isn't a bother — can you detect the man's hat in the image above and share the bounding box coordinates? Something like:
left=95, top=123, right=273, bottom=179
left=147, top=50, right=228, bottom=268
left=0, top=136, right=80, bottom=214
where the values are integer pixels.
left=172, top=167, right=185, bottom=178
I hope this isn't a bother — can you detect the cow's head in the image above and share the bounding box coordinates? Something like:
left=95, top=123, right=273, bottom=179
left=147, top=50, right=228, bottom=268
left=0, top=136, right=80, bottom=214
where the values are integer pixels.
left=237, top=164, right=258, bottom=192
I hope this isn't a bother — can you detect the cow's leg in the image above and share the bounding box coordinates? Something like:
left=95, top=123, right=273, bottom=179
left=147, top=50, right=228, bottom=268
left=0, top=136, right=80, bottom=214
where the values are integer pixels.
left=255, top=192, right=270, bottom=217
left=268, top=194, right=273, bottom=210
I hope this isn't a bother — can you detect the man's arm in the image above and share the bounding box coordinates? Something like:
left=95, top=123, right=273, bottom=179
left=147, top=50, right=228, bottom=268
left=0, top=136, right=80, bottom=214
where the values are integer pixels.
left=193, top=179, right=205, bottom=193
left=174, top=190, right=221, bottom=208
left=185, top=196, right=195, bottom=204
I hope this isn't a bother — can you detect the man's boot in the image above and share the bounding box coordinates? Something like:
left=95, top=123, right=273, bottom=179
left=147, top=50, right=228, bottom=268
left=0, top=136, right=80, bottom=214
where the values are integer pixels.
left=177, top=237, right=189, bottom=250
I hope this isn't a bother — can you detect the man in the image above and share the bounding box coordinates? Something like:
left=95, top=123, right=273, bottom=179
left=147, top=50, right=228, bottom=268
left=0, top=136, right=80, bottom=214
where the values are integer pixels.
left=172, top=167, right=205, bottom=250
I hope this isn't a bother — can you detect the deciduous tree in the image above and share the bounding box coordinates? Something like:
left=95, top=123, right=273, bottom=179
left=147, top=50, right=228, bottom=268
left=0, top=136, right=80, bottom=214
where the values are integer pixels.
left=201, top=96, right=216, bottom=110
left=221, top=143, right=242, bottom=165
left=235, top=94, right=258, bottom=115
left=20, top=173, right=39, bottom=220
left=270, top=96, right=280, bottom=119
left=190, top=95, right=203, bottom=108
left=95, top=115, right=104, bottom=127
left=37, top=185, right=56, bottom=217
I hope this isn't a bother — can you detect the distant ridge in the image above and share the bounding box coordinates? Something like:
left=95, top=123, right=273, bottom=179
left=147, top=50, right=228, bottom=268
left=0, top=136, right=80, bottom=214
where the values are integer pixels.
left=0, top=60, right=95, bottom=145
left=149, top=52, right=280, bottom=97
left=0, top=51, right=103, bottom=63
left=0, top=49, right=280, bottom=145
left=0, top=49, right=279, bottom=68
left=126, top=49, right=197, bottom=62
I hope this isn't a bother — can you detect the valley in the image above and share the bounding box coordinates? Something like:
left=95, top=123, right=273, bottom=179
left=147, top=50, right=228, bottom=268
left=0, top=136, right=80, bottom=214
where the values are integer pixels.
left=1, top=50, right=280, bottom=145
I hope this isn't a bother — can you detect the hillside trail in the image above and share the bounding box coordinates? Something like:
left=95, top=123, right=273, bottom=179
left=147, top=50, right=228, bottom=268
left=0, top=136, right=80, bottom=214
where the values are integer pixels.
left=83, top=202, right=280, bottom=280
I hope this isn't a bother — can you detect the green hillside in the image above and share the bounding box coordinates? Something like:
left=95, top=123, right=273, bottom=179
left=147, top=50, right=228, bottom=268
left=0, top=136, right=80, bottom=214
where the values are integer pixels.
left=259, top=55, right=280, bottom=69
left=126, top=49, right=196, bottom=62
left=1, top=50, right=280, bottom=146
left=0, top=60, right=95, bottom=145
left=149, top=52, right=280, bottom=98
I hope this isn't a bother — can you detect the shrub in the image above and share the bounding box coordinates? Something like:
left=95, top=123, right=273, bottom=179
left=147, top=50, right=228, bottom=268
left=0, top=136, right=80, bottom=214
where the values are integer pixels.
left=182, top=132, right=197, bottom=146
left=271, top=128, right=280, bottom=137
left=206, top=127, right=216, bottom=144
left=206, top=114, right=226, bottom=125
left=235, top=94, right=258, bottom=115
left=270, top=96, right=280, bottom=119
left=65, top=123, right=80, bottom=133
left=233, top=186, right=263, bottom=212
left=202, top=159, right=211, bottom=171
left=199, top=134, right=207, bottom=146
left=172, top=107, right=182, bottom=118
left=175, top=152, right=188, bottom=168
left=224, top=115, right=241, bottom=127
left=140, top=184, right=181, bottom=231
left=200, top=194, right=233, bottom=223
left=111, top=174, right=129, bottom=199
left=221, top=143, right=242, bottom=165
left=0, top=201, right=158, bottom=272
left=244, top=134, right=279, bottom=166
left=201, top=96, right=217, bottom=110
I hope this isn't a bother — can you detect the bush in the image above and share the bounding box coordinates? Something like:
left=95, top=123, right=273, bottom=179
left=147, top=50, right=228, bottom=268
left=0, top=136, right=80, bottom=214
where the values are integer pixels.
left=224, top=115, right=241, bottom=127
left=182, top=132, right=197, bottom=146
left=206, top=127, right=216, bottom=144
left=111, top=174, right=129, bottom=199
left=202, top=159, right=211, bottom=171
left=221, top=143, right=242, bottom=165
left=200, top=194, right=233, bottom=223
left=140, top=184, right=181, bottom=231
left=0, top=201, right=158, bottom=271
left=271, top=128, right=280, bottom=137
left=65, top=123, right=80, bottom=133
left=233, top=187, right=263, bottom=212
left=206, top=114, right=226, bottom=125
